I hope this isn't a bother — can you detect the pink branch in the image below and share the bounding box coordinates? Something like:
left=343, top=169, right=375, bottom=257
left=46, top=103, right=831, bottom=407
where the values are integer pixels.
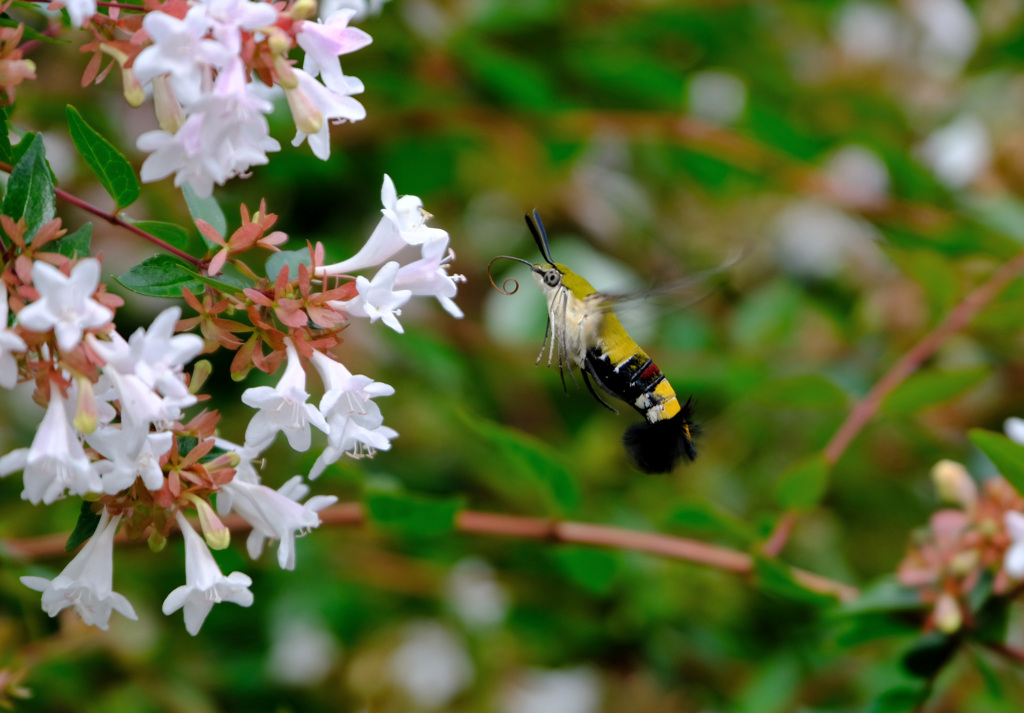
left=3, top=502, right=859, bottom=601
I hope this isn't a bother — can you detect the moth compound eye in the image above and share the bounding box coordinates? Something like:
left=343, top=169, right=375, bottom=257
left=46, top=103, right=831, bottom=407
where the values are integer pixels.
left=544, top=269, right=561, bottom=287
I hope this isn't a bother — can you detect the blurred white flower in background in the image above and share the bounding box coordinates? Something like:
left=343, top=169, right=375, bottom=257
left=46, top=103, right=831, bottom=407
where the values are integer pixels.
left=389, top=621, right=474, bottom=709
left=500, top=666, right=603, bottom=713
left=772, top=199, right=886, bottom=278
left=918, top=115, right=992, bottom=190
left=833, top=1, right=909, bottom=65
left=822, top=144, right=890, bottom=208
left=267, top=615, right=341, bottom=686
left=445, top=558, right=509, bottom=628
left=687, top=69, right=747, bottom=125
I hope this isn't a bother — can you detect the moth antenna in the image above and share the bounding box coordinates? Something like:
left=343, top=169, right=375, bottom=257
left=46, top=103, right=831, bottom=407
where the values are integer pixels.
left=525, top=210, right=556, bottom=264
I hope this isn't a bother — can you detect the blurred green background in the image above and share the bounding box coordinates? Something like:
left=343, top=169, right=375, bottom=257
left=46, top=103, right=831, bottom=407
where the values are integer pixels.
left=6, top=0, right=1024, bottom=710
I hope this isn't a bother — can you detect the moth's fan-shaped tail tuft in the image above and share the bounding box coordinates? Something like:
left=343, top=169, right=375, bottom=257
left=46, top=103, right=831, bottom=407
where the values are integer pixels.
left=622, top=399, right=699, bottom=474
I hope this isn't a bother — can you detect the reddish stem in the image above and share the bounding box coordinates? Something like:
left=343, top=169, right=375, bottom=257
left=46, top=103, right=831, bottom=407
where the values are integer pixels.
left=2, top=502, right=859, bottom=601
left=762, top=248, right=1024, bottom=557
left=0, top=159, right=205, bottom=268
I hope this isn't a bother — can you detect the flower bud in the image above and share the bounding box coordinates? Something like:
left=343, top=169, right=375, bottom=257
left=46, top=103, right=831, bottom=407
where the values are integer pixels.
left=931, top=459, right=977, bottom=510
left=267, top=27, right=292, bottom=55
left=184, top=494, right=231, bottom=550
left=148, top=527, right=168, bottom=552
left=285, top=85, right=323, bottom=135
left=121, top=67, right=145, bottom=107
left=289, top=0, right=318, bottom=20
left=274, top=54, right=299, bottom=90
left=189, top=359, right=212, bottom=395
left=933, top=592, right=962, bottom=634
left=73, top=375, right=98, bottom=434
left=152, top=76, right=185, bottom=134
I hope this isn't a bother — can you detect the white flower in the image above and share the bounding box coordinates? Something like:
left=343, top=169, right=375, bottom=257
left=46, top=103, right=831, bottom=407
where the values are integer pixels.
left=241, top=339, right=328, bottom=451
left=137, top=60, right=281, bottom=198
left=1005, top=511, right=1024, bottom=579
left=0, top=295, right=27, bottom=389
left=61, top=0, right=98, bottom=28
left=445, top=558, right=508, bottom=628
left=395, top=238, right=465, bottom=318
left=500, top=667, right=602, bottom=713
left=199, top=0, right=279, bottom=54
left=16, top=382, right=100, bottom=504
left=390, top=622, right=474, bottom=710
left=308, top=350, right=397, bottom=477
left=297, top=9, right=372, bottom=94
left=88, top=427, right=173, bottom=493
left=329, top=261, right=411, bottom=333
left=162, top=511, right=254, bottom=635
left=214, top=437, right=266, bottom=484
left=90, top=306, right=203, bottom=410
left=288, top=67, right=366, bottom=161
left=320, top=0, right=390, bottom=22
left=133, top=8, right=231, bottom=105
left=20, top=509, right=137, bottom=630
left=1005, top=417, right=1024, bottom=446
left=17, top=258, right=113, bottom=352
left=218, top=475, right=337, bottom=570
left=317, top=174, right=449, bottom=276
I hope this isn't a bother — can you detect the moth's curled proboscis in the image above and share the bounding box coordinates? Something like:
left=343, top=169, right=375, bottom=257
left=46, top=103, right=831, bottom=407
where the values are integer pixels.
left=487, top=255, right=534, bottom=296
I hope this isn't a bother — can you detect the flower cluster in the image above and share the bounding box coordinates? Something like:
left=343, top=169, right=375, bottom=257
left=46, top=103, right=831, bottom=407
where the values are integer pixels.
left=76, top=0, right=371, bottom=197
left=2, top=177, right=462, bottom=634
left=897, top=459, right=1024, bottom=634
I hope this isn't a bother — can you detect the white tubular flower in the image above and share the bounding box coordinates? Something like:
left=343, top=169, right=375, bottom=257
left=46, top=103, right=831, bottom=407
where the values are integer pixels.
left=297, top=8, right=372, bottom=94
left=0, top=295, right=27, bottom=389
left=317, top=174, right=449, bottom=276
left=87, top=427, right=173, bottom=493
left=17, top=258, right=113, bottom=352
left=20, top=509, right=138, bottom=630
left=200, top=0, right=279, bottom=53
left=138, top=61, right=281, bottom=199
left=133, top=7, right=231, bottom=105
left=220, top=475, right=337, bottom=570
left=241, top=339, right=328, bottom=451
left=288, top=67, right=366, bottom=161
left=61, top=0, right=98, bottom=28
left=329, top=261, right=411, bottom=333
left=394, top=238, right=465, bottom=318
left=1005, top=511, right=1024, bottom=579
left=163, top=511, right=254, bottom=635
left=308, top=350, right=396, bottom=477
left=20, top=382, right=100, bottom=504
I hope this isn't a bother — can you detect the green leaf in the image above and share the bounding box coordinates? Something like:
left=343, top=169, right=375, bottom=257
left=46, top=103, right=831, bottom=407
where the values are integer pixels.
left=66, top=106, right=140, bottom=209
left=115, top=254, right=204, bottom=298
left=266, top=249, right=310, bottom=281
left=182, top=183, right=227, bottom=244
left=0, top=16, right=69, bottom=44
left=2, top=133, right=55, bottom=242
left=0, top=106, right=11, bottom=164
left=773, top=454, right=830, bottom=510
left=901, top=632, right=958, bottom=679
left=131, top=220, right=196, bottom=254
left=459, top=410, right=580, bottom=515
left=969, top=429, right=1024, bottom=497
left=666, top=497, right=755, bottom=543
left=65, top=501, right=102, bottom=551
left=882, top=366, right=989, bottom=415
left=750, top=374, right=848, bottom=410
left=552, top=547, right=618, bottom=595
left=753, top=556, right=838, bottom=606
left=836, top=576, right=927, bottom=616
left=363, top=489, right=462, bottom=537
left=47, top=222, right=92, bottom=259
left=866, top=686, right=930, bottom=713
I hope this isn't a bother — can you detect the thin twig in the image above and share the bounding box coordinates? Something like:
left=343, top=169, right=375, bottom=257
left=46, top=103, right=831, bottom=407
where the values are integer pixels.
left=762, top=249, right=1024, bottom=558
left=0, top=160, right=205, bottom=268
left=1, top=502, right=859, bottom=601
